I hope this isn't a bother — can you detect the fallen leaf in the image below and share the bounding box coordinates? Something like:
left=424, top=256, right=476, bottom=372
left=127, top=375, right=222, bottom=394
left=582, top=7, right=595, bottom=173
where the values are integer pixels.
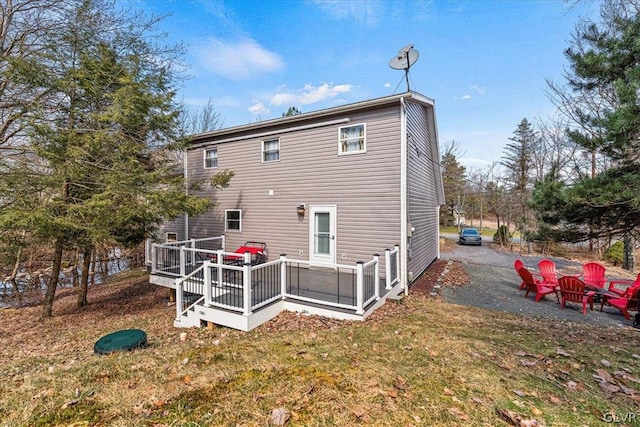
left=271, top=407, right=290, bottom=426
left=182, top=375, right=191, bottom=385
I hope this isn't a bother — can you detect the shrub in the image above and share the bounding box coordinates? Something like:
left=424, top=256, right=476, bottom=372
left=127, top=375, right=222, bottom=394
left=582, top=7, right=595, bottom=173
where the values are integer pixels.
left=493, top=225, right=511, bottom=245
left=604, top=241, right=624, bottom=266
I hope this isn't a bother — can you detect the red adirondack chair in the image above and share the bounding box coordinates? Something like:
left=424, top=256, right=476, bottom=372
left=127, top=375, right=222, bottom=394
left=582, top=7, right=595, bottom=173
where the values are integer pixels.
left=582, top=262, right=607, bottom=289
left=538, top=259, right=559, bottom=286
left=601, top=283, right=640, bottom=320
left=558, top=276, right=595, bottom=315
left=517, top=267, right=559, bottom=302
left=514, top=259, right=525, bottom=290
left=607, top=273, right=640, bottom=297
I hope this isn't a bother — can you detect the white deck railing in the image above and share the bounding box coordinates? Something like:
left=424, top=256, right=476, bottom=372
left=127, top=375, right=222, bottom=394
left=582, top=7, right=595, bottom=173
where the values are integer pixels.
left=172, top=252, right=400, bottom=322
left=149, top=236, right=226, bottom=276
left=155, top=237, right=401, bottom=322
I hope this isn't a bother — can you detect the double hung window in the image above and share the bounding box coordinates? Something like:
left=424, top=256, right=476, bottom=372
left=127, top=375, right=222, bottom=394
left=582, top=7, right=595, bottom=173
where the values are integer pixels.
left=338, top=124, right=366, bottom=155
left=262, top=139, right=280, bottom=162
left=204, top=148, right=218, bottom=168
left=225, top=209, right=242, bottom=232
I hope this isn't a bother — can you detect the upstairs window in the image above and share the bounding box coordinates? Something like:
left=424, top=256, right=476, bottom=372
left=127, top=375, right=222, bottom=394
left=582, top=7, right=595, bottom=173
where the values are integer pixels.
left=225, top=209, right=242, bottom=232
left=204, top=148, right=218, bottom=168
left=338, top=124, right=366, bottom=155
left=262, top=138, right=280, bottom=162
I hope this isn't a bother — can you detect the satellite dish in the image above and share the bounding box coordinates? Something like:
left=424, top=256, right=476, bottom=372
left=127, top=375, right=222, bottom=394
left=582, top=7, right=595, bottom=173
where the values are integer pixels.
left=389, top=44, right=419, bottom=91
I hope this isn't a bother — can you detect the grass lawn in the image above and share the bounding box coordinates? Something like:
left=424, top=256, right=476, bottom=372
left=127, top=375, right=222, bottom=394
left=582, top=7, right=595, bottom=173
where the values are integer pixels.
left=1, top=267, right=639, bottom=426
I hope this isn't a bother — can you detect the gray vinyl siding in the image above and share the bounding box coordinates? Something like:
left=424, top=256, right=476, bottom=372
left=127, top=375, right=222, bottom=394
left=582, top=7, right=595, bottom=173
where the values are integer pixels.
left=186, top=105, right=402, bottom=267
left=405, top=100, right=442, bottom=281
left=157, top=216, right=185, bottom=242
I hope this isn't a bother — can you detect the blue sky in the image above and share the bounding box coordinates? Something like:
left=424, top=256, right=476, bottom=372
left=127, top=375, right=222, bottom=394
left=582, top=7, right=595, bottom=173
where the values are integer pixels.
left=125, top=0, right=599, bottom=169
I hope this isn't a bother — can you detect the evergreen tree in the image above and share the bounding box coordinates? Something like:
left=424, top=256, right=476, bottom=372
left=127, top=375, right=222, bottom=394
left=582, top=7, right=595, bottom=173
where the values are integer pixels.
left=0, top=0, right=216, bottom=316
left=538, top=1, right=640, bottom=267
left=501, top=119, right=537, bottom=245
left=440, top=141, right=466, bottom=227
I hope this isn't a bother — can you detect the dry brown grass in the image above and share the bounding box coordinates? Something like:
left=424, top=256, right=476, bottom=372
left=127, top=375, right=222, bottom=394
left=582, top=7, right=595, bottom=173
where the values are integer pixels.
left=1, top=267, right=639, bottom=426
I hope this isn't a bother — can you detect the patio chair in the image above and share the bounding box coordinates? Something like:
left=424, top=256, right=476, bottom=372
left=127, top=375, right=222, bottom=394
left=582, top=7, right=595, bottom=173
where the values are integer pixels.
left=582, top=261, right=607, bottom=289
left=600, top=283, right=640, bottom=320
left=514, top=259, right=525, bottom=290
left=538, top=259, right=559, bottom=286
left=607, top=273, right=640, bottom=297
left=558, top=276, right=595, bottom=315
left=517, top=267, right=559, bottom=302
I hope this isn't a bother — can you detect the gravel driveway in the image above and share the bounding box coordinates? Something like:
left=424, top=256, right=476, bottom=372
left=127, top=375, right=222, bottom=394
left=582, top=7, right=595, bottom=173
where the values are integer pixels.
left=438, top=233, right=636, bottom=328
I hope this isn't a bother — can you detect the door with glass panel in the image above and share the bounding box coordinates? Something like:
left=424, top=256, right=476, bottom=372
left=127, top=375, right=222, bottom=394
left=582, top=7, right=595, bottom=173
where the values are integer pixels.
left=309, top=205, right=336, bottom=265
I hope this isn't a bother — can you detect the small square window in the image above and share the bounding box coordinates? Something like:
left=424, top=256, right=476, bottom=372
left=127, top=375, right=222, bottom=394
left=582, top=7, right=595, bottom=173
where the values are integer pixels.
left=204, top=148, right=218, bottom=168
left=338, top=124, right=366, bottom=155
left=262, top=138, right=280, bottom=162
left=225, top=209, right=242, bottom=232
left=166, top=232, right=178, bottom=242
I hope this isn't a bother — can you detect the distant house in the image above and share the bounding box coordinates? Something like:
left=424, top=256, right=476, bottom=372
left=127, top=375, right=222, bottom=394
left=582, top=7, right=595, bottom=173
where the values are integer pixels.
left=150, top=91, right=445, bottom=330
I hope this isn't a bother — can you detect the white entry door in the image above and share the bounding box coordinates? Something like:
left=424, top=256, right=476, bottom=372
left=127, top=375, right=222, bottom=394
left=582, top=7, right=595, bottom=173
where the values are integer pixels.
left=309, top=205, right=336, bottom=265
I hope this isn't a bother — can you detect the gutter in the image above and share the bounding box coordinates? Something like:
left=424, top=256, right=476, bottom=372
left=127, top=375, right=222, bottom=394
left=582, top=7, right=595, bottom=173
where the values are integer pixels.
left=400, top=96, right=408, bottom=295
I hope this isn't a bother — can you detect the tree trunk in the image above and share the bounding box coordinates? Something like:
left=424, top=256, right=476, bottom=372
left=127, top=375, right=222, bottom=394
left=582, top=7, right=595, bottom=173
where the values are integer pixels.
left=42, top=237, right=64, bottom=318
left=8, top=247, right=23, bottom=305
left=623, top=234, right=635, bottom=272
left=90, top=250, right=96, bottom=285
left=77, top=245, right=92, bottom=308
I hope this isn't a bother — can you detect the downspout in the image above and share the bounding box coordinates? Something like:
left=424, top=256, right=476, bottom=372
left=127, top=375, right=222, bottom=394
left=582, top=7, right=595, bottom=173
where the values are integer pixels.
left=436, top=205, right=441, bottom=259
left=184, top=150, right=189, bottom=240
left=400, top=97, right=408, bottom=295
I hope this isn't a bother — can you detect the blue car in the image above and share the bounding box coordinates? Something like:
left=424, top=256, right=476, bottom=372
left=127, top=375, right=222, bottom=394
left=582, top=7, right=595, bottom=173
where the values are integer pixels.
left=459, top=228, right=482, bottom=246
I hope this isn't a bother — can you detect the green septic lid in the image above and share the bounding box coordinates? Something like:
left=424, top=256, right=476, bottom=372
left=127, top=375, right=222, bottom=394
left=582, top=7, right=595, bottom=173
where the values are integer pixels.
left=94, top=329, right=147, bottom=355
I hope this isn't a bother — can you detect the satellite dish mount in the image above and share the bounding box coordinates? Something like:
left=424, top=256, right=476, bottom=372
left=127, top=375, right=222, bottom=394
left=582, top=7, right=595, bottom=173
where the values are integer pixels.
left=389, top=44, right=419, bottom=91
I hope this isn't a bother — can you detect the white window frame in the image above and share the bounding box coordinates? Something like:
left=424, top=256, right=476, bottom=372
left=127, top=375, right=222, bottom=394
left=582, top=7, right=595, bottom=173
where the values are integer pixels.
left=165, top=232, right=178, bottom=242
left=225, top=209, right=242, bottom=232
left=338, top=123, right=366, bottom=155
left=262, top=138, right=280, bottom=163
left=204, top=147, right=218, bottom=169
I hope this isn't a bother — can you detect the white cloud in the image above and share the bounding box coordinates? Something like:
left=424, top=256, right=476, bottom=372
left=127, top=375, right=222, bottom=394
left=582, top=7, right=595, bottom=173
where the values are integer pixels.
left=461, top=94, right=472, bottom=100
left=384, top=82, right=391, bottom=88
left=470, top=85, right=486, bottom=95
left=270, top=83, right=353, bottom=107
left=248, top=102, right=270, bottom=115
left=195, top=36, right=284, bottom=80
left=311, top=0, right=382, bottom=27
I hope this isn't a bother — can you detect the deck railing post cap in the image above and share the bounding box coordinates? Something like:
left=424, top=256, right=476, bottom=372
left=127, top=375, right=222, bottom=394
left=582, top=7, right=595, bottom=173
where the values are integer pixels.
left=280, top=253, right=287, bottom=257
left=374, top=253, right=380, bottom=257
left=357, top=260, right=364, bottom=264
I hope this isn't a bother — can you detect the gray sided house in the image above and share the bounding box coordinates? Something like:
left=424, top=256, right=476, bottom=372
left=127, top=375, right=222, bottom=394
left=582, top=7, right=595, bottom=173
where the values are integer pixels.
left=150, top=91, right=444, bottom=331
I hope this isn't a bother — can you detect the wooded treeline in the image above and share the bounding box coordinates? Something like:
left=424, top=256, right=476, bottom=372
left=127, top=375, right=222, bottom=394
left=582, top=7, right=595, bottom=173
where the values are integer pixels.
left=0, top=0, right=227, bottom=317
left=440, top=0, right=640, bottom=270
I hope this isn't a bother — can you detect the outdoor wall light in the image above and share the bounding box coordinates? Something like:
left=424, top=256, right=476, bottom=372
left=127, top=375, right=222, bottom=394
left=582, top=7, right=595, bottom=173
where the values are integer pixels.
left=297, top=204, right=306, bottom=217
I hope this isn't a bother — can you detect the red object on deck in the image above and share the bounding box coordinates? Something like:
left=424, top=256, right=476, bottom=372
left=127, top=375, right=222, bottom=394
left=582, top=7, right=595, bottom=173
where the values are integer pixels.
left=220, top=241, right=268, bottom=265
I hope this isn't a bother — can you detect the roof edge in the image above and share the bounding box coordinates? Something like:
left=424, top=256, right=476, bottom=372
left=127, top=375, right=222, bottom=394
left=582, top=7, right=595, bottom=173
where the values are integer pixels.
left=189, top=91, right=434, bottom=143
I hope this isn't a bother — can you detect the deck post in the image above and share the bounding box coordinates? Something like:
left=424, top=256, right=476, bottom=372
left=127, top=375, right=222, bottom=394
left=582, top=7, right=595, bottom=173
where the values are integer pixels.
left=280, top=254, right=287, bottom=298
left=203, top=261, right=211, bottom=306
left=356, top=261, right=365, bottom=315
left=384, top=248, right=392, bottom=290
left=394, top=244, right=401, bottom=290
left=175, top=278, right=184, bottom=322
left=179, top=246, right=186, bottom=277
left=243, top=261, right=252, bottom=316
left=151, top=243, right=157, bottom=274
left=221, top=234, right=226, bottom=251
left=190, top=238, right=196, bottom=266
left=373, top=254, right=380, bottom=300
left=217, top=251, right=224, bottom=285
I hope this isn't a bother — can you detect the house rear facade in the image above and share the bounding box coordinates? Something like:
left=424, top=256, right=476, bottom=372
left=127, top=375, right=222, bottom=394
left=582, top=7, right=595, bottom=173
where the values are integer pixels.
left=161, top=91, right=444, bottom=290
